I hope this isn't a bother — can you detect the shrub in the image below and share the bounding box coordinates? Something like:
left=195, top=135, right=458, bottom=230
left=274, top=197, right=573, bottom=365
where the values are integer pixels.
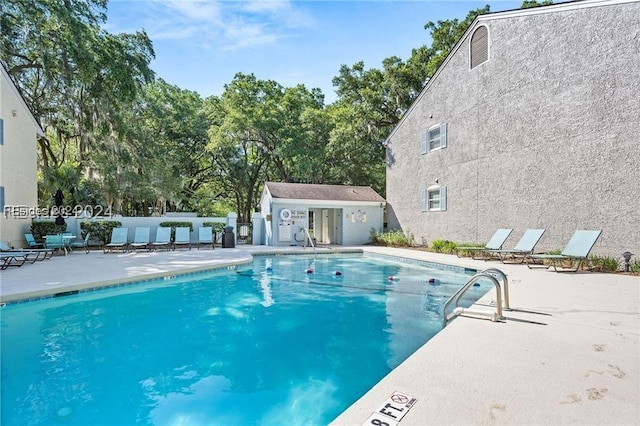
left=430, top=239, right=458, bottom=254
left=159, top=221, right=193, bottom=231
left=159, top=221, right=193, bottom=241
left=370, top=228, right=414, bottom=247
left=630, top=259, right=640, bottom=274
left=80, top=221, right=122, bottom=245
left=445, top=241, right=481, bottom=257
left=588, top=255, right=620, bottom=272
left=30, top=221, right=67, bottom=241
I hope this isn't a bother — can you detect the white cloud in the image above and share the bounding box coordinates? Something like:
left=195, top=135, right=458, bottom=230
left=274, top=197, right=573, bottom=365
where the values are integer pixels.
left=130, top=0, right=315, bottom=51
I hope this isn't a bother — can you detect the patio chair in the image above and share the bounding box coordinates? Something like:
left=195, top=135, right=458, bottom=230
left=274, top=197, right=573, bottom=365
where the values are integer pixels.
left=151, top=227, right=172, bottom=251
left=130, top=227, right=151, bottom=251
left=197, top=226, right=214, bottom=250
left=454, top=228, right=513, bottom=259
left=25, top=233, right=45, bottom=249
left=525, top=230, right=602, bottom=272
left=69, top=233, right=91, bottom=254
left=104, top=227, right=130, bottom=253
left=174, top=227, right=191, bottom=250
left=44, top=234, right=69, bottom=255
left=484, top=228, right=546, bottom=263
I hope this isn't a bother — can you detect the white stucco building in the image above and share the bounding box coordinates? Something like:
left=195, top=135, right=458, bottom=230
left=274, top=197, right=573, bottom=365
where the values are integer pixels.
left=0, top=64, right=43, bottom=248
left=258, top=182, right=386, bottom=246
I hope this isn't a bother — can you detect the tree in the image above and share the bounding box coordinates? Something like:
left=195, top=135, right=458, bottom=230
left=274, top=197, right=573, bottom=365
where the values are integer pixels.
left=1, top=0, right=154, bottom=208
left=205, top=73, right=332, bottom=221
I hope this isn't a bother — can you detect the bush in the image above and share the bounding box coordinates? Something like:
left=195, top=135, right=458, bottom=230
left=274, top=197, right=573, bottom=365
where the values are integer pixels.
left=80, top=221, right=122, bottom=245
left=630, top=259, right=640, bottom=274
left=430, top=239, right=458, bottom=254
left=588, top=255, right=620, bottom=272
left=370, top=228, right=414, bottom=247
left=30, top=221, right=67, bottom=241
left=159, top=221, right=193, bottom=242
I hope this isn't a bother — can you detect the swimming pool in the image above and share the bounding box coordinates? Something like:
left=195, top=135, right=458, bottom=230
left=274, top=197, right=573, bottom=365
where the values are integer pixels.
left=1, top=253, right=489, bottom=425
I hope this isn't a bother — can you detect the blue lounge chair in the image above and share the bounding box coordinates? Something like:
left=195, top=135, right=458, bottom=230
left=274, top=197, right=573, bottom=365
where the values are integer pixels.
left=526, top=230, right=602, bottom=272
left=198, top=227, right=214, bottom=250
left=151, top=227, right=172, bottom=251
left=174, top=227, right=191, bottom=250
left=1, top=240, right=50, bottom=263
left=455, top=228, right=513, bottom=259
left=485, top=228, right=545, bottom=263
left=130, top=227, right=151, bottom=251
left=104, top=228, right=129, bottom=253
left=1, top=252, right=29, bottom=269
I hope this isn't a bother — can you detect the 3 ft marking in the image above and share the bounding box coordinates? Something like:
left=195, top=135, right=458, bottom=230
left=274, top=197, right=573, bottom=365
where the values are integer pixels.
left=362, top=392, right=417, bottom=426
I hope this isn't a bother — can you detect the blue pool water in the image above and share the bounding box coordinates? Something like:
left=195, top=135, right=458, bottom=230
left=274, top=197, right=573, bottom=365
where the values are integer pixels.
left=1, top=254, right=488, bottom=425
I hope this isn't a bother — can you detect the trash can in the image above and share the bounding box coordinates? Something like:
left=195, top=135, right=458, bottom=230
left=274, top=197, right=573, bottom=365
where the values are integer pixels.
left=222, top=226, right=235, bottom=248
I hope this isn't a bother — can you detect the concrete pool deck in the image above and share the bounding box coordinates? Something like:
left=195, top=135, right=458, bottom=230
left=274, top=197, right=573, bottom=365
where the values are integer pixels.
left=1, top=245, right=638, bottom=424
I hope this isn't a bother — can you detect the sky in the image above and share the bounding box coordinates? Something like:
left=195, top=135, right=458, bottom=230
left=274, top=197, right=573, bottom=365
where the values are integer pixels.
left=105, top=0, right=526, bottom=104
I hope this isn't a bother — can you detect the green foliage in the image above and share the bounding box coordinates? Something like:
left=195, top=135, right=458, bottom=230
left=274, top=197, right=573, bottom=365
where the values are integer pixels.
left=203, top=222, right=226, bottom=235
left=80, top=221, right=122, bottom=245
left=370, top=228, right=414, bottom=247
left=159, top=221, right=194, bottom=241
left=30, top=221, right=67, bottom=241
left=430, top=239, right=458, bottom=254
left=629, top=260, right=640, bottom=274
left=588, top=255, right=620, bottom=273
left=159, top=221, right=193, bottom=231
left=450, top=242, right=482, bottom=257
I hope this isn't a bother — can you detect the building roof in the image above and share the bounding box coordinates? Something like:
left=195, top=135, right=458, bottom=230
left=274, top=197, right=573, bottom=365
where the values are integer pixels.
left=1, top=63, right=44, bottom=137
left=265, top=182, right=386, bottom=203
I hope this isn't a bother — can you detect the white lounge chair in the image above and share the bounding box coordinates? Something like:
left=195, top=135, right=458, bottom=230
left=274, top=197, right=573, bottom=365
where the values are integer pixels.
left=455, top=228, right=513, bottom=259
left=526, top=230, right=602, bottom=272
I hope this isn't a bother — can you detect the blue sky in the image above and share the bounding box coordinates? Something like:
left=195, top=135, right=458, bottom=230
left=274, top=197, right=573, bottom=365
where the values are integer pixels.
left=106, top=0, right=525, bottom=103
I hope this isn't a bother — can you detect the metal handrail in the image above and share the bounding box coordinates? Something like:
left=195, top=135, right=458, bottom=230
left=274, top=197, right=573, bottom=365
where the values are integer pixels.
left=479, top=268, right=510, bottom=311
left=303, top=228, right=316, bottom=255
left=442, top=269, right=507, bottom=327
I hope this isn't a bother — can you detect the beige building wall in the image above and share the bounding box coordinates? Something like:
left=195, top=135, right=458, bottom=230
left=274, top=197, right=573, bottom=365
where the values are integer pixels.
left=0, top=66, right=42, bottom=248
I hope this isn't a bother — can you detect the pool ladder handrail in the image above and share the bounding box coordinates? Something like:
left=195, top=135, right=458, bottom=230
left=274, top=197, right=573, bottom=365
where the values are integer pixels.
left=303, top=228, right=316, bottom=255
left=442, top=268, right=510, bottom=327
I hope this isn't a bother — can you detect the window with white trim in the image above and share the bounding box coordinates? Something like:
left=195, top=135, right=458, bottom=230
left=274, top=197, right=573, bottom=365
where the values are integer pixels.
left=421, top=185, right=447, bottom=212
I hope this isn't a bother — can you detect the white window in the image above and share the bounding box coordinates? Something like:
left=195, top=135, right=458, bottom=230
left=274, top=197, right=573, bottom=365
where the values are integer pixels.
left=421, top=185, right=447, bottom=212
left=421, top=123, right=447, bottom=154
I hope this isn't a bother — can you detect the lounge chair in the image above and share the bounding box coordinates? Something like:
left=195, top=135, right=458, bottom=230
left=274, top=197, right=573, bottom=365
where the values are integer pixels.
left=454, top=228, right=513, bottom=259
left=197, top=227, right=214, bottom=250
left=484, top=228, right=546, bottom=263
left=151, top=227, right=172, bottom=251
left=130, top=227, right=151, bottom=251
left=1, top=240, right=50, bottom=263
left=174, top=227, right=191, bottom=250
left=69, top=233, right=91, bottom=254
left=1, top=252, right=30, bottom=269
left=104, top=227, right=130, bottom=253
left=526, top=230, right=602, bottom=272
